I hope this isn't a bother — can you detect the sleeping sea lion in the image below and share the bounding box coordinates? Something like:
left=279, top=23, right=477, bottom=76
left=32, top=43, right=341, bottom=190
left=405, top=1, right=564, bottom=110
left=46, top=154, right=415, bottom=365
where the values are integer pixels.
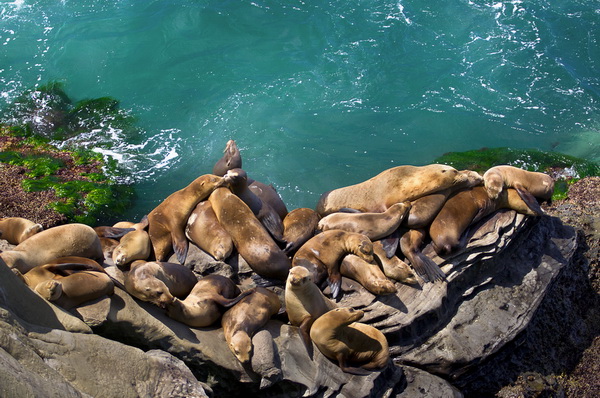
left=0, top=217, right=43, bottom=245
left=292, top=230, right=375, bottom=299
left=316, top=164, right=482, bottom=215
left=310, top=307, right=390, bottom=375
left=147, top=174, right=226, bottom=263
left=282, top=207, right=320, bottom=255
left=185, top=200, right=234, bottom=261
left=112, top=222, right=151, bottom=267
left=340, top=254, right=397, bottom=296
left=372, top=241, right=417, bottom=284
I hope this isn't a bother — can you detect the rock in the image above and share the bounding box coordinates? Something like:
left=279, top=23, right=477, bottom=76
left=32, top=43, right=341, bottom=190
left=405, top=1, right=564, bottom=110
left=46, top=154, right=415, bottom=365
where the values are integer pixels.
left=398, top=366, right=463, bottom=398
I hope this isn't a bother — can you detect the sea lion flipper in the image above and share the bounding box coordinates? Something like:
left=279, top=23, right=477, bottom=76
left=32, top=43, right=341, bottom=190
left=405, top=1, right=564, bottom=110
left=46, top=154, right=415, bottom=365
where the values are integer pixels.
left=411, top=253, right=446, bottom=283
left=380, top=234, right=399, bottom=258
left=172, top=235, right=189, bottom=265
left=514, top=184, right=545, bottom=215
left=336, top=354, right=371, bottom=375
left=213, top=289, right=253, bottom=308
left=338, top=208, right=362, bottom=213
left=327, top=274, right=342, bottom=299
left=298, top=318, right=315, bottom=357
left=261, top=211, right=285, bottom=242
left=99, top=227, right=135, bottom=239
left=44, top=263, right=105, bottom=276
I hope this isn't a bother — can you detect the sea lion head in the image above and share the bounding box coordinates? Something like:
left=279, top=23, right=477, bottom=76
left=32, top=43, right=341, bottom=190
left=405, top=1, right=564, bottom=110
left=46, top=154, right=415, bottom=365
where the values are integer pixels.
left=332, top=307, right=365, bottom=324
left=213, top=139, right=242, bottom=176
left=287, top=266, right=314, bottom=287
left=350, top=234, right=374, bottom=264
left=222, top=168, right=248, bottom=192
left=229, top=331, right=252, bottom=363
left=130, top=276, right=175, bottom=308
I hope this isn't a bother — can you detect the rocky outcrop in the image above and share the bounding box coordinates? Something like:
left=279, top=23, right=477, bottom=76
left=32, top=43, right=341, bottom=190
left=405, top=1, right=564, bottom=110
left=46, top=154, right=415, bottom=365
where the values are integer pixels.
left=0, top=207, right=583, bottom=397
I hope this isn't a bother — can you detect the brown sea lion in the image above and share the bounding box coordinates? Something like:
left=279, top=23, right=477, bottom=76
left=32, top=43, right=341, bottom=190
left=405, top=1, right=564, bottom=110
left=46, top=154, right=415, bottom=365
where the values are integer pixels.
left=309, top=307, right=390, bottom=375
left=403, top=189, right=453, bottom=229
left=112, top=228, right=151, bottom=267
left=208, top=187, right=290, bottom=281
left=429, top=186, right=538, bottom=256
left=166, top=274, right=252, bottom=328
left=316, top=164, right=483, bottom=215
left=185, top=201, right=234, bottom=261
left=222, top=286, right=281, bottom=363
left=147, top=174, right=226, bottom=263
left=340, top=254, right=397, bottom=296
left=292, top=230, right=375, bottom=299
left=93, top=226, right=135, bottom=239
left=399, top=228, right=445, bottom=283
left=19, top=258, right=113, bottom=309
left=223, top=168, right=285, bottom=242
left=282, top=207, right=320, bottom=255
left=213, top=139, right=242, bottom=177
left=318, top=202, right=411, bottom=240
left=372, top=241, right=417, bottom=284
left=0, top=223, right=103, bottom=274
left=0, top=217, right=43, bottom=245
left=124, top=260, right=198, bottom=308
left=285, top=266, right=337, bottom=349
left=483, top=165, right=555, bottom=214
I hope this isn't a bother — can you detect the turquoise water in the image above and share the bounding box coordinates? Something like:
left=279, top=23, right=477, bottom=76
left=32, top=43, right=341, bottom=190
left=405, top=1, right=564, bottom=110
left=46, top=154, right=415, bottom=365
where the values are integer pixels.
left=1, top=0, right=599, bottom=221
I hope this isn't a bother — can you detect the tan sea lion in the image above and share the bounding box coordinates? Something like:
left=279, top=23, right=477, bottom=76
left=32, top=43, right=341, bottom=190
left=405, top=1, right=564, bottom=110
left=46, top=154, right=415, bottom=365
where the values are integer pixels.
left=316, top=164, right=483, bottom=215
left=0, top=217, right=43, bottom=245
left=309, top=307, right=390, bottom=375
left=429, top=186, right=538, bottom=256
left=292, top=230, right=375, bottom=299
left=221, top=286, right=281, bottom=363
left=399, top=228, right=445, bottom=283
left=208, top=187, right=290, bottom=281
left=372, top=241, right=417, bottom=284
left=0, top=223, right=103, bottom=274
left=483, top=165, right=555, bottom=214
left=282, top=207, right=320, bottom=255
left=284, top=266, right=337, bottom=349
left=112, top=228, right=151, bottom=267
left=166, top=274, right=252, bottom=328
left=403, top=189, right=453, bottom=229
left=147, top=174, right=226, bottom=263
left=318, top=202, right=411, bottom=240
left=124, top=260, right=198, bottom=308
left=185, top=200, right=234, bottom=261
left=340, top=254, right=396, bottom=296
left=19, top=258, right=113, bottom=309
left=213, top=139, right=242, bottom=177
left=223, top=168, right=285, bottom=242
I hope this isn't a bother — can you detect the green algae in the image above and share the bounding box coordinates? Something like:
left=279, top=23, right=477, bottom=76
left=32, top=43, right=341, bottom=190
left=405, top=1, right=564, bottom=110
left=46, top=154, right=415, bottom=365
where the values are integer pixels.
left=434, top=147, right=600, bottom=201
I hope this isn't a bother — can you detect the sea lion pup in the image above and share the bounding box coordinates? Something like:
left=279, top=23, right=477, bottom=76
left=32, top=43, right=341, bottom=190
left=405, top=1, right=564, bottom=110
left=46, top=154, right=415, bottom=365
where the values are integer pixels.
left=282, top=207, right=320, bottom=255
left=166, top=274, right=252, bottom=328
left=310, top=307, right=390, bottom=375
left=483, top=165, right=555, bottom=214
left=285, top=266, right=337, bottom=349
left=292, top=230, right=375, bottom=299
left=316, top=164, right=483, bottom=216
left=208, top=187, right=291, bottom=281
left=429, top=186, right=538, bottom=256
left=147, top=174, right=227, bottom=263
left=222, top=286, right=281, bottom=364
left=318, top=202, right=411, bottom=241
left=340, top=254, right=396, bottom=296
left=399, top=228, right=446, bottom=283
left=0, top=223, right=103, bottom=274
left=124, top=260, right=198, bottom=308
left=0, top=217, right=43, bottom=245
left=111, top=215, right=151, bottom=267
left=223, top=168, right=285, bottom=243
left=19, top=257, right=114, bottom=309
left=185, top=201, right=234, bottom=261
left=372, top=241, right=417, bottom=284
left=213, top=139, right=242, bottom=177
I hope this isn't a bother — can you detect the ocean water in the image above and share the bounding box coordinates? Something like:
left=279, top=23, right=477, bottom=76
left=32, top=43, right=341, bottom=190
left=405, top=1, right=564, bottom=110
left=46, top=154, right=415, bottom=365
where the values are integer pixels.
left=1, top=0, right=599, bottom=221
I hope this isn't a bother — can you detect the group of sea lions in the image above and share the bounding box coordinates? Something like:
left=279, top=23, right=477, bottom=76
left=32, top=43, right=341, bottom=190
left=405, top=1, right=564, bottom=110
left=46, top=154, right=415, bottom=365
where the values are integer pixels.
left=0, top=139, right=555, bottom=374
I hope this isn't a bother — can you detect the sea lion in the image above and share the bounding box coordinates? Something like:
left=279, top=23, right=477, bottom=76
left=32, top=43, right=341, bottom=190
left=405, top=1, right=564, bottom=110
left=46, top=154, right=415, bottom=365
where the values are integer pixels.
left=284, top=266, right=337, bottom=349
left=399, top=228, right=445, bottom=283
left=213, top=139, right=242, bottom=177
left=316, top=164, right=483, bottom=215
left=185, top=200, right=234, bottom=261
left=483, top=165, right=555, bottom=214
left=208, top=187, right=290, bottom=281
left=340, top=254, right=397, bottom=296
left=0, top=223, right=104, bottom=274
left=292, top=230, right=375, bottom=299
left=372, top=241, right=417, bottom=284
left=309, top=307, right=390, bottom=375
left=112, top=229, right=151, bottom=267
left=100, top=237, right=120, bottom=258
left=19, top=258, right=113, bottom=309
left=221, top=286, right=281, bottom=363
left=282, top=207, right=320, bottom=255
left=318, top=202, right=411, bottom=240
left=0, top=217, right=43, bottom=245
left=147, top=174, right=226, bottom=263
left=223, top=168, right=285, bottom=242
left=166, top=274, right=252, bottom=328
left=403, top=189, right=453, bottom=229
left=429, top=186, right=538, bottom=256
left=124, top=260, right=198, bottom=308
